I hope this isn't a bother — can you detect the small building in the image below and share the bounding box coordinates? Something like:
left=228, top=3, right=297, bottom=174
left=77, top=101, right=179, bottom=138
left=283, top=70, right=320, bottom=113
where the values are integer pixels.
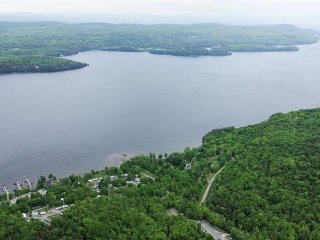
left=110, top=175, right=118, bottom=181
left=134, top=178, right=141, bottom=185
left=39, top=211, right=46, bottom=216
left=56, top=205, right=69, bottom=210
left=126, top=178, right=141, bottom=186
left=31, top=211, right=39, bottom=217
left=38, top=189, right=47, bottom=196
left=185, top=163, right=192, bottom=170
left=88, top=178, right=98, bottom=183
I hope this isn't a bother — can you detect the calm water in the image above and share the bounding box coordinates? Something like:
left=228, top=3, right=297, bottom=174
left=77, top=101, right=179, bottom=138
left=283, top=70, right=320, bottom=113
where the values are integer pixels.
left=1, top=43, right=320, bottom=186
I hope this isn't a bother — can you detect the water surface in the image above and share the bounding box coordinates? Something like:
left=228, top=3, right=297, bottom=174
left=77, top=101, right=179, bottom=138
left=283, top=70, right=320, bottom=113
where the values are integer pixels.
left=0, top=43, right=319, bottom=186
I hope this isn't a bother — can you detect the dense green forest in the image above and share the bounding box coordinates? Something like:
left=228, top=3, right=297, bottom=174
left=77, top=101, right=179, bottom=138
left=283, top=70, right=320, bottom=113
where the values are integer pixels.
left=205, top=109, right=320, bottom=239
left=0, top=55, right=87, bottom=74
left=0, top=108, right=319, bottom=239
left=0, top=22, right=318, bottom=73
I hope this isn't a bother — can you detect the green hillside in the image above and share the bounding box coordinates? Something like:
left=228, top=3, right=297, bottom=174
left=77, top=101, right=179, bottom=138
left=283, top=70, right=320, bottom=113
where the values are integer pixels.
left=0, top=108, right=319, bottom=239
left=205, top=109, right=320, bottom=239
left=0, top=22, right=318, bottom=74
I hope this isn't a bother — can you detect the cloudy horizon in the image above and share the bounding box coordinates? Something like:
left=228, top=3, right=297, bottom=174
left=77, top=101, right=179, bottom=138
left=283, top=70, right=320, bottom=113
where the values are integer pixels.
left=0, top=0, right=319, bottom=25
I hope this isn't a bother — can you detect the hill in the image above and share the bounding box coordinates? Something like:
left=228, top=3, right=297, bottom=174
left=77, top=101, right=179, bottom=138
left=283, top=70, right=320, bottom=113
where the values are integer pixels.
left=0, top=22, right=318, bottom=74
left=205, top=108, right=320, bottom=239
left=0, top=108, right=319, bottom=239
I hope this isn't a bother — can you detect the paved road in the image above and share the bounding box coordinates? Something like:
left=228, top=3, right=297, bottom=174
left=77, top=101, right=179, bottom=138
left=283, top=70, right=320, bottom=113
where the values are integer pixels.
left=166, top=208, right=229, bottom=240
left=200, top=166, right=225, bottom=204
left=31, top=207, right=69, bottom=224
left=201, top=220, right=229, bottom=240
left=33, top=212, right=57, bottom=224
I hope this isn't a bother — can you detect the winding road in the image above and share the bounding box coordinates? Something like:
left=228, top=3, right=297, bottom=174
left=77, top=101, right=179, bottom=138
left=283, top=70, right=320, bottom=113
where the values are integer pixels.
left=165, top=166, right=229, bottom=240
left=200, top=166, right=225, bottom=204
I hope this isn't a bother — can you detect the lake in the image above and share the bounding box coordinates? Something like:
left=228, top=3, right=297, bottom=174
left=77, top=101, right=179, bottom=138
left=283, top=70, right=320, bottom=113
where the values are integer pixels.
left=0, top=43, right=319, bottom=187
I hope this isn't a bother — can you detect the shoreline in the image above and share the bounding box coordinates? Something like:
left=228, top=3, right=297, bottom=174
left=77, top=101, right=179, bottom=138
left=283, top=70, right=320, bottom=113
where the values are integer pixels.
left=1, top=39, right=319, bottom=75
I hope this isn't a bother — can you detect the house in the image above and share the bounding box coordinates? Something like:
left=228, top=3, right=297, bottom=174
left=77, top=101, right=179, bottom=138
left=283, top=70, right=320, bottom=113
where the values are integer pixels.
left=56, top=205, right=69, bottom=210
left=38, top=189, right=47, bottom=196
left=134, top=178, right=141, bottom=185
left=88, top=178, right=98, bottom=183
left=185, top=163, right=192, bottom=170
left=39, top=211, right=46, bottom=216
left=110, top=175, right=118, bottom=181
left=88, top=178, right=101, bottom=190
left=31, top=211, right=39, bottom=217
left=126, top=177, right=141, bottom=186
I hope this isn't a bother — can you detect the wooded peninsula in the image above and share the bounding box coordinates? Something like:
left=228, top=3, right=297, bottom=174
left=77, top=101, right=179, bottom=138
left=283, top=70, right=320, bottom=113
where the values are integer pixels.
left=0, top=22, right=318, bottom=74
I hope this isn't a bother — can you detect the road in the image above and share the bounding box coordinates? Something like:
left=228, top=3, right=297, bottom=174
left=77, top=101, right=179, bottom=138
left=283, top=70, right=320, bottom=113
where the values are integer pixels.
left=33, top=211, right=56, bottom=224
left=31, top=207, right=69, bottom=224
left=200, top=166, right=225, bottom=204
left=164, top=166, right=229, bottom=240
left=10, top=192, right=31, bottom=205
left=201, top=220, right=229, bottom=240
left=166, top=208, right=229, bottom=240
left=199, top=166, right=230, bottom=240
left=141, top=172, right=155, bottom=181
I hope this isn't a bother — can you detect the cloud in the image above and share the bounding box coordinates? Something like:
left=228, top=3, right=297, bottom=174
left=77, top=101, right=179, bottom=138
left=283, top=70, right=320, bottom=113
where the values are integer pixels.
left=0, top=0, right=319, bottom=24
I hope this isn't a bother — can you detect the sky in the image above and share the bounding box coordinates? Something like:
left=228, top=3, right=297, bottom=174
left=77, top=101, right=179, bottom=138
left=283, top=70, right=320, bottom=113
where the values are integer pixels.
left=0, top=0, right=319, bottom=25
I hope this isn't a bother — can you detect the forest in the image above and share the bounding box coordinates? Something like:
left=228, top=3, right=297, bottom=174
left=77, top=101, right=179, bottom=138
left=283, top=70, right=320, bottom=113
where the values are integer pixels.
left=0, top=55, right=87, bottom=74
left=0, top=22, right=318, bottom=73
left=0, top=108, right=319, bottom=239
left=205, top=109, right=320, bottom=239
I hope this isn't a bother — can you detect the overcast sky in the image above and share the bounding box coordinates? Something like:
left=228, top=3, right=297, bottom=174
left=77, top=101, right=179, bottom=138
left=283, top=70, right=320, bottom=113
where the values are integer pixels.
left=0, top=0, right=319, bottom=24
